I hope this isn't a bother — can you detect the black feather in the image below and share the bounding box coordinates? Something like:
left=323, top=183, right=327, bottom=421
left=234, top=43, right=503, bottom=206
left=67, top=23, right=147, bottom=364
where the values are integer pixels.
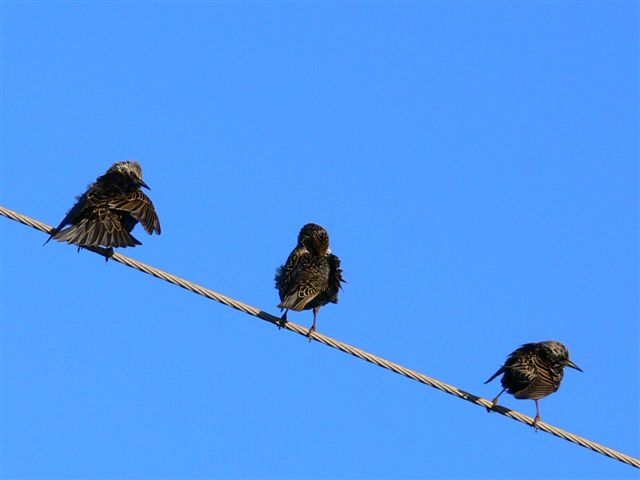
left=46, top=161, right=160, bottom=249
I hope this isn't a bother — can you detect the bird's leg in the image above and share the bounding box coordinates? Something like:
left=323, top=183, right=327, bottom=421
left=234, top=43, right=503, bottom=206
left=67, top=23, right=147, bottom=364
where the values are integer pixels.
left=277, top=310, right=288, bottom=330
left=104, top=247, right=114, bottom=262
left=532, top=400, right=541, bottom=431
left=307, top=307, right=319, bottom=341
left=487, top=388, right=506, bottom=413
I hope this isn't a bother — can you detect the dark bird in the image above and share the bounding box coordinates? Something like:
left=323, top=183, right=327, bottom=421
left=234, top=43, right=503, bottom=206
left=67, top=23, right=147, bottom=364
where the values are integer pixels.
left=275, top=223, right=345, bottom=338
left=45, top=160, right=161, bottom=254
left=485, top=341, right=583, bottom=428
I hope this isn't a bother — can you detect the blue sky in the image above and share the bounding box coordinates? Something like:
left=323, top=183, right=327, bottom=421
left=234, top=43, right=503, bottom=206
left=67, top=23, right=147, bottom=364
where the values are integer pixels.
left=1, top=1, right=638, bottom=478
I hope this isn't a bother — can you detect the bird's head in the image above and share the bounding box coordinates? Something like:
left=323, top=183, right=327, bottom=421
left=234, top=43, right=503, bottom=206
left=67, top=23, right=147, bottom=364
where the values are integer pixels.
left=297, top=223, right=330, bottom=256
left=542, top=340, right=583, bottom=372
left=108, top=160, right=150, bottom=189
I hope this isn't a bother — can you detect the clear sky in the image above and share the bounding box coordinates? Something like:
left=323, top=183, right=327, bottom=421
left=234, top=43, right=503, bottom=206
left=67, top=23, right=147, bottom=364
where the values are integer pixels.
left=1, top=2, right=638, bottom=479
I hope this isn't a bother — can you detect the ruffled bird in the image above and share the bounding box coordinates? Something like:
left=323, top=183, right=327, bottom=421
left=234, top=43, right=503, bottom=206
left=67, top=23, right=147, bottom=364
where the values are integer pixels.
left=485, top=341, right=582, bottom=429
left=275, top=223, right=344, bottom=338
left=46, top=160, right=161, bottom=255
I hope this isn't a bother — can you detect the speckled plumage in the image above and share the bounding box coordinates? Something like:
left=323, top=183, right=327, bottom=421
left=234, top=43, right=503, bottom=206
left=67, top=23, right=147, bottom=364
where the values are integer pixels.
left=46, top=161, right=161, bottom=250
left=485, top=341, right=582, bottom=428
left=275, top=223, right=344, bottom=337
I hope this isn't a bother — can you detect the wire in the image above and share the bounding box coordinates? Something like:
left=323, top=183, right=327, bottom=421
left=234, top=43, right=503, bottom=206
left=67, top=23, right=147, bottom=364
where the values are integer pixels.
left=1, top=204, right=638, bottom=469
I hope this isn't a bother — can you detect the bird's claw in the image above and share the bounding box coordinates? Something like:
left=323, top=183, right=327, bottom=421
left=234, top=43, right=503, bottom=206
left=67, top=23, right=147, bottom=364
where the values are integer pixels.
left=306, top=325, right=316, bottom=342
left=277, top=312, right=288, bottom=330
left=532, top=417, right=541, bottom=431
left=486, top=397, right=499, bottom=414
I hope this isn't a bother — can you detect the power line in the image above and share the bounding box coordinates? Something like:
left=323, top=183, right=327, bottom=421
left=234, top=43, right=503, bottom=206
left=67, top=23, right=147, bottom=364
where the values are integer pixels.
left=2, top=204, right=638, bottom=469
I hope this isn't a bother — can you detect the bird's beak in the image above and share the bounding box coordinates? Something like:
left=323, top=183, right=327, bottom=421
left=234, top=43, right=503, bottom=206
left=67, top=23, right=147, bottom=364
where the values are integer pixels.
left=139, top=180, right=151, bottom=190
left=326, top=247, right=332, bottom=254
left=566, top=360, right=583, bottom=372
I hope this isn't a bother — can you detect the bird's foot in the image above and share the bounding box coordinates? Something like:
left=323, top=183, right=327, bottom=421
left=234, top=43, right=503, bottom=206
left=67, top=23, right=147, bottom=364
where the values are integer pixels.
left=104, top=247, right=114, bottom=262
left=306, top=325, right=316, bottom=342
left=486, top=397, right=499, bottom=413
left=532, top=415, right=541, bottom=431
left=277, top=312, right=288, bottom=330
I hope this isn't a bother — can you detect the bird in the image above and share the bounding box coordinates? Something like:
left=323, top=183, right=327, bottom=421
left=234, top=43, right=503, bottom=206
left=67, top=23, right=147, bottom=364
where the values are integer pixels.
left=485, top=341, right=583, bottom=429
left=45, top=160, right=161, bottom=255
left=275, top=223, right=345, bottom=338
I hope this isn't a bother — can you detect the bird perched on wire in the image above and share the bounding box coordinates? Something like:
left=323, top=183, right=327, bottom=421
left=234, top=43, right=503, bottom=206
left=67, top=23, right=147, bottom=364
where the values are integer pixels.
left=45, top=160, right=161, bottom=255
left=275, top=223, right=345, bottom=338
left=485, top=341, right=582, bottom=429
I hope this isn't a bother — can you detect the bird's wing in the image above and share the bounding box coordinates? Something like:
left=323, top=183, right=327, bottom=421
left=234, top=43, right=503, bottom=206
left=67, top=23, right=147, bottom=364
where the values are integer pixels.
left=485, top=343, right=537, bottom=388
left=276, top=249, right=305, bottom=294
left=501, top=351, right=539, bottom=395
left=326, top=253, right=345, bottom=301
left=53, top=207, right=141, bottom=247
left=108, top=191, right=161, bottom=235
left=45, top=192, right=90, bottom=244
left=513, top=357, right=560, bottom=400
left=277, top=252, right=324, bottom=311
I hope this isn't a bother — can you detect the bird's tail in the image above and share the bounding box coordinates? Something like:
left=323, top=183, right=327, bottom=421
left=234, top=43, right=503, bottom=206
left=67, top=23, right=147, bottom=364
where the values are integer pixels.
left=484, top=367, right=505, bottom=384
left=277, top=295, right=309, bottom=312
left=52, top=220, right=141, bottom=248
left=43, top=229, right=58, bottom=246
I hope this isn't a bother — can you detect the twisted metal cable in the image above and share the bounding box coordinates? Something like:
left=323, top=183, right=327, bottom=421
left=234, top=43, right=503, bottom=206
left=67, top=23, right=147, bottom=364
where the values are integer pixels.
left=2, top=204, right=638, bottom=469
